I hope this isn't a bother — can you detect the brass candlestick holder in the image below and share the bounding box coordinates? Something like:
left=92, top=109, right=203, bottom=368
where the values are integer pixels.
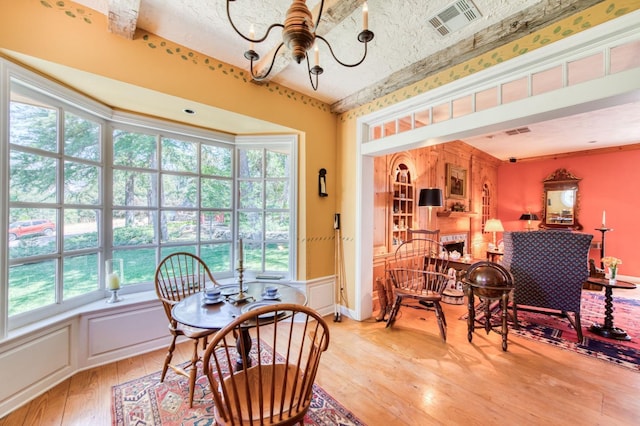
left=231, top=260, right=252, bottom=304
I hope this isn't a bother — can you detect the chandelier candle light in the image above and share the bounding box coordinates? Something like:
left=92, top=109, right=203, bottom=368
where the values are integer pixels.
left=226, top=0, right=374, bottom=90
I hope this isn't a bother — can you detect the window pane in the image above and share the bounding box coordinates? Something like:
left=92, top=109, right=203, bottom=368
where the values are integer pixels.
left=113, top=210, right=157, bottom=246
left=9, top=101, right=57, bottom=152
left=113, top=170, right=157, bottom=207
left=568, top=53, right=604, bottom=86
left=10, top=151, right=57, bottom=203
left=201, top=243, right=231, bottom=273
left=239, top=149, right=263, bottom=178
left=63, top=253, right=98, bottom=298
left=201, top=178, right=232, bottom=209
left=239, top=181, right=263, bottom=209
left=65, top=161, right=100, bottom=205
left=202, top=144, right=232, bottom=177
left=162, top=175, right=197, bottom=207
left=265, top=242, right=289, bottom=271
left=9, top=259, right=56, bottom=316
left=239, top=212, right=263, bottom=241
left=114, top=248, right=157, bottom=284
left=160, top=246, right=197, bottom=260
left=113, top=130, right=157, bottom=168
left=266, top=150, right=289, bottom=178
left=243, top=241, right=262, bottom=271
left=265, top=181, right=289, bottom=209
left=162, top=210, right=197, bottom=243
left=162, top=137, right=197, bottom=172
left=266, top=212, right=289, bottom=239
left=64, top=112, right=100, bottom=161
left=8, top=209, right=57, bottom=258
left=200, top=212, right=232, bottom=241
left=64, top=209, right=99, bottom=250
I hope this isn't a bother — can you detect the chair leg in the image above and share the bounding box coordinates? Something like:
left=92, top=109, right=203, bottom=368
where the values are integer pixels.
left=433, top=301, right=447, bottom=342
left=161, top=334, right=178, bottom=382
left=386, top=296, right=401, bottom=328
left=188, top=338, right=200, bottom=408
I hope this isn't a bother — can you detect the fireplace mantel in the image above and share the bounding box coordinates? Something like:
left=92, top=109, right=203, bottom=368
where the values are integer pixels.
left=437, top=211, right=478, bottom=218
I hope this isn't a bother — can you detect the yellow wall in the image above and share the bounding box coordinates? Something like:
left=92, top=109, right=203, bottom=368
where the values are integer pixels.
left=335, top=0, right=640, bottom=310
left=0, top=0, right=339, bottom=281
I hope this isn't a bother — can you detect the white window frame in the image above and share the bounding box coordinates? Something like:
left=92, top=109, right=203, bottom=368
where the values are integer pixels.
left=0, top=59, right=298, bottom=335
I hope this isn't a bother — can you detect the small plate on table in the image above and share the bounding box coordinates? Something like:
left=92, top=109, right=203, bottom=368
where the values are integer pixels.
left=219, top=284, right=249, bottom=296
left=202, top=296, right=224, bottom=305
left=241, top=301, right=281, bottom=318
left=261, top=292, right=281, bottom=300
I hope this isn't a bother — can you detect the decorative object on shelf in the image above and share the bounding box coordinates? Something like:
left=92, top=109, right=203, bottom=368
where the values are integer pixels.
left=446, top=164, right=467, bottom=199
left=226, top=0, right=374, bottom=91
left=399, top=168, right=408, bottom=183
left=418, top=188, right=443, bottom=230
left=602, top=256, right=622, bottom=284
left=484, top=218, right=504, bottom=249
left=451, top=202, right=465, bottom=212
left=519, top=212, right=539, bottom=231
left=105, top=258, right=124, bottom=303
left=318, top=168, right=328, bottom=197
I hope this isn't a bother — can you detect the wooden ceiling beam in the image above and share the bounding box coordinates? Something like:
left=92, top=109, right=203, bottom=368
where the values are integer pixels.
left=331, top=0, right=603, bottom=114
left=108, top=0, right=141, bottom=40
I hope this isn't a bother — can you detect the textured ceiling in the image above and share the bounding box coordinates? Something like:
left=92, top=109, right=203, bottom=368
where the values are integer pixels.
left=16, top=0, right=640, bottom=160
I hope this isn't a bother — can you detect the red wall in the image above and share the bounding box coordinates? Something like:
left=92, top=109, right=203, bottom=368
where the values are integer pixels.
left=497, top=147, right=640, bottom=277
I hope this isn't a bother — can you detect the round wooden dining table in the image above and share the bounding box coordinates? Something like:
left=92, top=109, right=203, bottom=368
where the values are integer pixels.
left=171, top=281, right=307, bottom=369
left=171, top=281, right=307, bottom=329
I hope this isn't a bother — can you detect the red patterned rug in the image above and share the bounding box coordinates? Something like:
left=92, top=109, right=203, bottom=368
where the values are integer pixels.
left=462, top=291, right=640, bottom=371
left=112, top=350, right=365, bottom=425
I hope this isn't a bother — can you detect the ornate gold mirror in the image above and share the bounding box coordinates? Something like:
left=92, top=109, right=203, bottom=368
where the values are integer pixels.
left=541, top=168, right=582, bottom=230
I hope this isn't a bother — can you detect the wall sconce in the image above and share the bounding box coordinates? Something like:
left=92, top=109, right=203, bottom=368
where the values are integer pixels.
left=519, top=212, right=539, bottom=231
left=318, top=168, right=328, bottom=197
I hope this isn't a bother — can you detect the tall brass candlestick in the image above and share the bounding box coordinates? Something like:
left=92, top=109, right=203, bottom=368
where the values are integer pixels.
left=235, top=238, right=246, bottom=302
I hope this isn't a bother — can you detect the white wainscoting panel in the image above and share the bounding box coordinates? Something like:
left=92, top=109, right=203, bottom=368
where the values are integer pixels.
left=303, top=276, right=336, bottom=317
left=81, top=301, right=169, bottom=368
left=0, top=323, right=74, bottom=417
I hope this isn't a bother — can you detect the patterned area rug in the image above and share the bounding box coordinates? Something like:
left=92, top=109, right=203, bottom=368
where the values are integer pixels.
left=112, top=355, right=365, bottom=425
left=461, top=291, right=640, bottom=371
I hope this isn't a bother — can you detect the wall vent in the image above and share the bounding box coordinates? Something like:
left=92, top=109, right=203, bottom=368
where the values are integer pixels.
left=428, top=0, right=482, bottom=36
left=505, top=127, right=531, bottom=136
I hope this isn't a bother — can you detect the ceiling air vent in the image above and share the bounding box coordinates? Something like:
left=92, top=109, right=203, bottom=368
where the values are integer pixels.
left=428, top=0, right=482, bottom=37
left=505, top=127, right=531, bottom=136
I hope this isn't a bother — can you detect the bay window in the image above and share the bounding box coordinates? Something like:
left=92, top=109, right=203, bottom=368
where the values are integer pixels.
left=2, top=62, right=297, bottom=332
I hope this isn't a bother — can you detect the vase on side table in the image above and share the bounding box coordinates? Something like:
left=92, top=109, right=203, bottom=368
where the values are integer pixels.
left=608, top=266, right=617, bottom=285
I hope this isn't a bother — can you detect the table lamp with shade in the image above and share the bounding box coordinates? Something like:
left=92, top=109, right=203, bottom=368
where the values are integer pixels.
left=484, top=218, right=504, bottom=249
left=519, top=212, right=539, bottom=231
left=418, top=188, right=443, bottom=230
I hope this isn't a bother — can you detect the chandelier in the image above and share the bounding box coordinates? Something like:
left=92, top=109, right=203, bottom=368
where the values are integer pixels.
left=226, top=0, right=374, bottom=90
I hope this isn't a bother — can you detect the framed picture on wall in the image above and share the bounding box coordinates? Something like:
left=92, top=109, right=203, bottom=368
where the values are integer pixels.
left=446, top=164, right=467, bottom=199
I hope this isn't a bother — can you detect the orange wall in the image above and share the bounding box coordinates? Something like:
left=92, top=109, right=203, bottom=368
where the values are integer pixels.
left=497, top=147, right=640, bottom=276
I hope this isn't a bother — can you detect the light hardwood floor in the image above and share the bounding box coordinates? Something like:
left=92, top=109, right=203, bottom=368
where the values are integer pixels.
left=2, top=294, right=640, bottom=425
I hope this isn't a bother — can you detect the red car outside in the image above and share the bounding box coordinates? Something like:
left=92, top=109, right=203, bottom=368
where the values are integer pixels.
left=8, top=219, right=56, bottom=241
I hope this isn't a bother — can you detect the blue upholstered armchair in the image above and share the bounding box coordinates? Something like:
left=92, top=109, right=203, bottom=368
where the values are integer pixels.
left=502, top=230, right=593, bottom=342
